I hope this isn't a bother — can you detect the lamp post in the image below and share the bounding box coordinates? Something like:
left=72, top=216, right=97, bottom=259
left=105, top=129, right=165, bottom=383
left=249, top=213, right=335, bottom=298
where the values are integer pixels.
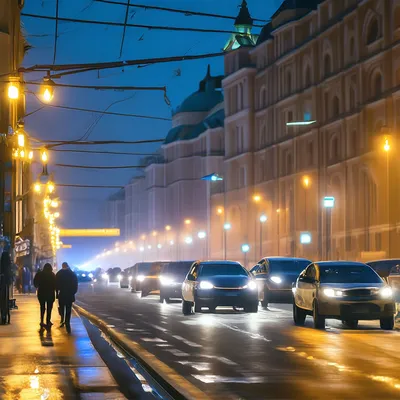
left=302, top=176, right=311, bottom=256
left=198, top=231, right=207, bottom=259
left=259, top=214, right=267, bottom=258
left=323, top=196, right=335, bottom=260
left=223, top=223, right=231, bottom=260
left=253, top=194, right=262, bottom=261
left=384, top=137, right=390, bottom=257
left=241, top=243, right=250, bottom=268
left=276, top=209, right=281, bottom=255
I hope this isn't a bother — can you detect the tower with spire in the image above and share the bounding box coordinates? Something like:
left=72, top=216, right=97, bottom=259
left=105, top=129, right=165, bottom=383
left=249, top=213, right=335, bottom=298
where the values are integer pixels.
left=223, top=0, right=258, bottom=52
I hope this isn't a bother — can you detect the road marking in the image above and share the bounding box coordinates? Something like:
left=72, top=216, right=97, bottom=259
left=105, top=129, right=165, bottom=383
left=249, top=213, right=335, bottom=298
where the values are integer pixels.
left=202, top=355, right=237, bottom=366
left=150, top=324, right=168, bottom=332
left=156, top=344, right=172, bottom=347
left=178, top=361, right=211, bottom=371
left=172, top=335, right=202, bottom=348
left=108, top=317, right=123, bottom=321
left=192, top=375, right=265, bottom=384
left=126, top=322, right=135, bottom=326
left=216, top=322, right=271, bottom=342
left=106, top=324, right=115, bottom=328
left=141, top=338, right=167, bottom=343
left=165, top=349, right=190, bottom=357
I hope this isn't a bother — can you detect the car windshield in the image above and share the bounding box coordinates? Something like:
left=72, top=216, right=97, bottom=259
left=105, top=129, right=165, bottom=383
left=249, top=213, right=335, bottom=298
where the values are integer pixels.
left=269, top=260, right=310, bottom=274
left=167, top=262, right=193, bottom=276
left=200, top=264, right=248, bottom=277
left=137, top=264, right=151, bottom=274
left=320, top=264, right=382, bottom=284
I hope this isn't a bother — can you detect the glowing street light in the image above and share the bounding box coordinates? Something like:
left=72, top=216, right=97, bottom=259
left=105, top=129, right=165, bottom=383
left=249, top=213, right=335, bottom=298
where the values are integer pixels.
left=300, top=232, right=312, bottom=244
left=157, top=244, right=162, bottom=249
left=184, top=236, right=193, bottom=244
left=302, top=176, right=311, bottom=188
left=384, top=138, right=391, bottom=152
left=165, top=225, right=171, bottom=231
left=184, top=219, right=192, bottom=225
left=223, top=223, right=231, bottom=230
left=8, top=82, right=19, bottom=99
left=152, top=230, right=158, bottom=237
left=169, top=240, right=174, bottom=246
left=34, top=182, right=41, bottom=193
left=47, top=182, right=55, bottom=194
left=17, top=133, right=25, bottom=147
left=253, top=194, right=262, bottom=203
left=260, top=214, right=267, bottom=223
left=216, top=207, right=223, bottom=215
left=198, top=231, right=206, bottom=239
left=41, top=78, right=55, bottom=103
left=41, top=150, right=48, bottom=164
left=242, top=243, right=250, bottom=266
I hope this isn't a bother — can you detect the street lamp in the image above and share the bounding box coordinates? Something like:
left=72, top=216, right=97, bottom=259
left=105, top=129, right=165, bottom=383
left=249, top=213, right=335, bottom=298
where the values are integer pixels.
left=323, top=196, right=335, bottom=259
left=241, top=243, right=250, bottom=267
left=259, top=214, right=267, bottom=257
left=216, top=207, right=223, bottom=215
left=198, top=231, right=206, bottom=239
left=165, top=225, right=171, bottom=231
left=41, top=77, right=55, bottom=103
left=302, top=176, right=311, bottom=235
left=253, top=194, right=262, bottom=203
left=184, top=236, right=193, bottom=244
left=8, top=81, right=19, bottom=100
left=184, top=219, right=191, bottom=225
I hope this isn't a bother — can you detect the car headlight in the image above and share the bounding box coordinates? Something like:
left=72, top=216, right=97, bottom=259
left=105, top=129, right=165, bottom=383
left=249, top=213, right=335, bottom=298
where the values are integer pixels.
left=270, top=276, right=282, bottom=284
left=380, top=287, right=393, bottom=299
left=93, top=278, right=97, bottom=283
left=88, top=273, right=93, bottom=279
left=102, top=273, right=108, bottom=280
left=246, top=281, right=257, bottom=290
left=323, top=288, right=343, bottom=297
left=117, top=274, right=122, bottom=281
left=82, top=273, right=86, bottom=277
left=159, top=276, right=175, bottom=286
left=199, top=281, right=214, bottom=290
left=137, top=275, right=145, bottom=282
left=128, top=276, right=132, bottom=281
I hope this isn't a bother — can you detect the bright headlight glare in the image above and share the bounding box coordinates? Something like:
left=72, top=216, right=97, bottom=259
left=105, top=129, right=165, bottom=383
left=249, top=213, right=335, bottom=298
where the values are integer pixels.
left=199, top=281, right=214, bottom=290
left=88, top=273, right=93, bottom=279
left=117, top=274, right=122, bottom=281
left=323, top=288, right=343, bottom=297
left=270, top=276, right=282, bottom=284
left=160, top=275, right=175, bottom=286
left=128, top=276, right=132, bottom=281
left=380, top=287, right=393, bottom=299
left=102, top=273, right=108, bottom=280
left=247, top=281, right=257, bottom=290
left=137, top=275, right=145, bottom=282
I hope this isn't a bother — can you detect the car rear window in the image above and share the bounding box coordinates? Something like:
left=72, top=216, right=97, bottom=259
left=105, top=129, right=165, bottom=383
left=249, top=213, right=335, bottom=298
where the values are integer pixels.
left=167, top=262, right=193, bottom=276
left=367, top=260, right=400, bottom=278
left=269, top=260, right=310, bottom=274
left=200, top=264, right=248, bottom=277
left=319, top=264, right=382, bottom=284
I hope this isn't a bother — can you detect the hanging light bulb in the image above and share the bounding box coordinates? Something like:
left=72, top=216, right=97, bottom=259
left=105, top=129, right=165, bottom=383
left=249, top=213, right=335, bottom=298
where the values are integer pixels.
left=28, top=151, right=33, bottom=160
left=8, top=82, right=19, bottom=99
left=41, top=150, right=48, bottom=164
left=34, top=182, right=41, bottom=193
left=41, top=77, right=55, bottom=103
left=17, top=133, right=25, bottom=147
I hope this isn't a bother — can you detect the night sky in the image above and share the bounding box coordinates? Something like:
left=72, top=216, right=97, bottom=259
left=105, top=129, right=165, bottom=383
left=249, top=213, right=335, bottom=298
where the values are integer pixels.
left=22, top=0, right=282, bottom=267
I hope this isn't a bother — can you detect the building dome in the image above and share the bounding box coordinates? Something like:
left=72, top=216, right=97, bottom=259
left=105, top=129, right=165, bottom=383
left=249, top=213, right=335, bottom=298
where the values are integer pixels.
left=172, top=66, right=223, bottom=116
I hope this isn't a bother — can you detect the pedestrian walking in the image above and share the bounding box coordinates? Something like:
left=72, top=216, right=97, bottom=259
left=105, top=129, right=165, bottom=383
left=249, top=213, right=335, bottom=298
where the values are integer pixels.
left=56, top=262, right=78, bottom=334
left=33, top=263, right=56, bottom=329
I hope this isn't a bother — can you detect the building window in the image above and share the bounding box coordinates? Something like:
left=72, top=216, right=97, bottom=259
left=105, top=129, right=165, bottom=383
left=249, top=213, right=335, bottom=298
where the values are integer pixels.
left=286, top=152, right=293, bottom=175
left=349, top=86, right=356, bottom=110
left=372, top=72, right=383, bottom=97
left=238, top=82, right=244, bottom=110
left=349, top=37, right=355, bottom=60
left=395, top=8, right=400, bottom=30
left=349, top=130, right=357, bottom=157
left=332, top=96, right=340, bottom=118
left=366, top=17, right=379, bottom=45
left=236, top=126, right=244, bottom=154
left=307, top=141, right=314, bottom=166
left=324, top=53, right=332, bottom=77
left=259, top=124, right=267, bottom=148
left=324, top=92, right=329, bottom=120
left=286, top=70, right=292, bottom=95
left=239, top=166, right=246, bottom=188
left=304, top=65, right=311, bottom=87
left=330, top=136, right=339, bottom=162
left=260, top=86, right=266, bottom=108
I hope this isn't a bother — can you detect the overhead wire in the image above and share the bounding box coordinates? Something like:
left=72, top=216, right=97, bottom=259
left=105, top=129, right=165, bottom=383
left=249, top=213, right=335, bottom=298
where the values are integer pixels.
left=93, top=0, right=268, bottom=25
left=48, top=149, right=157, bottom=156
left=43, top=139, right=165, bottom=148
left=119, top=0, right=131, bottom=58
left=58, top=184, right=125, bottom=189
left=53, top=0, right=60, bottom=63
left=55, top=163, right=145, bottom=169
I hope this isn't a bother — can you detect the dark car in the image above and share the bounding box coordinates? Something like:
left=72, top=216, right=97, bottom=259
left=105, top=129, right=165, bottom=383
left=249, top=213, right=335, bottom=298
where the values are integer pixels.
left=130, top=262, right=152, bottom=292
left=366, top=259, right=400, bottom=281
left=104, top=267, right=122, bottom=284
left=251, top=257, right=312, bottom=307
left=181, top=261, right=259, bottom=315
left=292, top=261, right=396, bottom=330
left=140, top=261, right=169, bottom=298
left=119, top=269, right=132, bottom=288
left=159, top=261, right=194, bottom=303
left=76, top=271, right=92, bottom=283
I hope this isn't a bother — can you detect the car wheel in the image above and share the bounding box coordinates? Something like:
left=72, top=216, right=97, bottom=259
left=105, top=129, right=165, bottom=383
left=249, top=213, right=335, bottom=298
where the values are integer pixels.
left=182, top=300, right=193, bottom=315
left=293, top=302, right=307, bottom=326
left=261, top=287, right=270, bottom=308
left=313, top=301, right=325, bottom=329
left=164, top=297, right=171, bottom=304
left=342, top=319, right=358, bottom=329
left=380, top=316, right=394, bottom=330
left=159, top=294, right=164, bottom=303
left=245, top=302, right=258, bottom=313
left=194, top=302, right=202, bottom=313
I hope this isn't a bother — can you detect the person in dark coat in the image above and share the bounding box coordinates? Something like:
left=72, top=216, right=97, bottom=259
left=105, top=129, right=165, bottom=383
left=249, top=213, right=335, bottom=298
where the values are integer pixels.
left=33, top=263, right=56, bottom=329
left=56, top=262, right=78, bottom=333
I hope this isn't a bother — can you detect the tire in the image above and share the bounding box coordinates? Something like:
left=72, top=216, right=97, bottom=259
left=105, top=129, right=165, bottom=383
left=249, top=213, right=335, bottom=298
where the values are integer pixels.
left=261, top=287, right=270, bottom=308
left=313, top=301, right=325, bottom=329
left=159, top=294, right=164, bottom=303
left=164, top=297, right=171, bottom=304
left=380, top=316, right=394, bottom=330
left=293, top=302, right=307, bottom=326
left=342, top=319, right=358, bottom=329
left=245, top=302, right=258, bottom=313
left=194, top=302, right=202, bottom=313
left=182, top=300, right=193, bottom=315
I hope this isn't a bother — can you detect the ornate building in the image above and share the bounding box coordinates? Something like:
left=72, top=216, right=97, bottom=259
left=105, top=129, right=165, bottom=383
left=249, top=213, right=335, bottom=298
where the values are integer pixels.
left=211, top=0, right=400, bottom=266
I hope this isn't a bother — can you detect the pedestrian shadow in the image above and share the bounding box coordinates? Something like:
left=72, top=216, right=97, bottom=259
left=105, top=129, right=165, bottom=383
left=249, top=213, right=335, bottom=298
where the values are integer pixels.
left=39, top=327, right=54, bottom=347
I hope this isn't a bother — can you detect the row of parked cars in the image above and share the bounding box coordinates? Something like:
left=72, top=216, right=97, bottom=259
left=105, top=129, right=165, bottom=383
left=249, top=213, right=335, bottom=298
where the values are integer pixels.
left=109, top=257, right=400, bottom=330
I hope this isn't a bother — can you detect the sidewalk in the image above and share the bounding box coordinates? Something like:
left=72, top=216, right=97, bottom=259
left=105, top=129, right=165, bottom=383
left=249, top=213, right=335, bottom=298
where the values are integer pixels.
left=0, top=295, right=125, bottom=399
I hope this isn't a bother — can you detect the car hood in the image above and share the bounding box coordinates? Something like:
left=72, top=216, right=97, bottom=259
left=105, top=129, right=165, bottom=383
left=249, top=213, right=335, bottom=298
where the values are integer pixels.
left=321, top=282, right=385, bottom=289
left=200, top=275, right=250, bottom=288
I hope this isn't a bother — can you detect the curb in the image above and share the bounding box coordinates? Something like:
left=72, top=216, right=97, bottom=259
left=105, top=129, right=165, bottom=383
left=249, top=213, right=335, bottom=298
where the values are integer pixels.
left=73, top=304, right=212, bottom=400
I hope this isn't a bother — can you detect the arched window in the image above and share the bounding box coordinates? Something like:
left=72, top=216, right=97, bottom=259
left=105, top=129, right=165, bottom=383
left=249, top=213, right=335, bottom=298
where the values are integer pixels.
left=304, top=65, right=311, bottom=87
left=367, top=17, right=379, bottom=44
left=286, top=70, right=292, bottom=95
left=372, top=72, right=382, bottom=97
left=349, top=130, right=358, bottom=157
left=324, top=53, right=332, bottom=77
left=349, top=37, right=355, bottom=60
left=238, top=82, right=244, bottom=110
left=330, top=136, right=339, bottom=162
left=395, top=8, right=400, bottom=30
left=324, top=92, right=329, bottom=120
left=260, top=86, right=266, bottom=108
left=332, top=96, right=340, bottom=118
left=349, top=86, right=356, bottom=110
left=259, top=124, right=267, bottom=148
left=286, top=152, right=293, bottom=175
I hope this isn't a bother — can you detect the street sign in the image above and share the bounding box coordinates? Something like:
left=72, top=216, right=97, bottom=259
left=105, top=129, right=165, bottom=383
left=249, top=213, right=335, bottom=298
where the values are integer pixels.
left=323, top=196, right=335, bottom=208
left=15, top=238, right=30, bottom=256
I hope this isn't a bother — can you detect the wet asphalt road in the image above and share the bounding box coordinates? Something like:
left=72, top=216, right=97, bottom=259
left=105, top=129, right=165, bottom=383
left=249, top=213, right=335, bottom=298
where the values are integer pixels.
left=77, top=283, right=400, bottom=400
